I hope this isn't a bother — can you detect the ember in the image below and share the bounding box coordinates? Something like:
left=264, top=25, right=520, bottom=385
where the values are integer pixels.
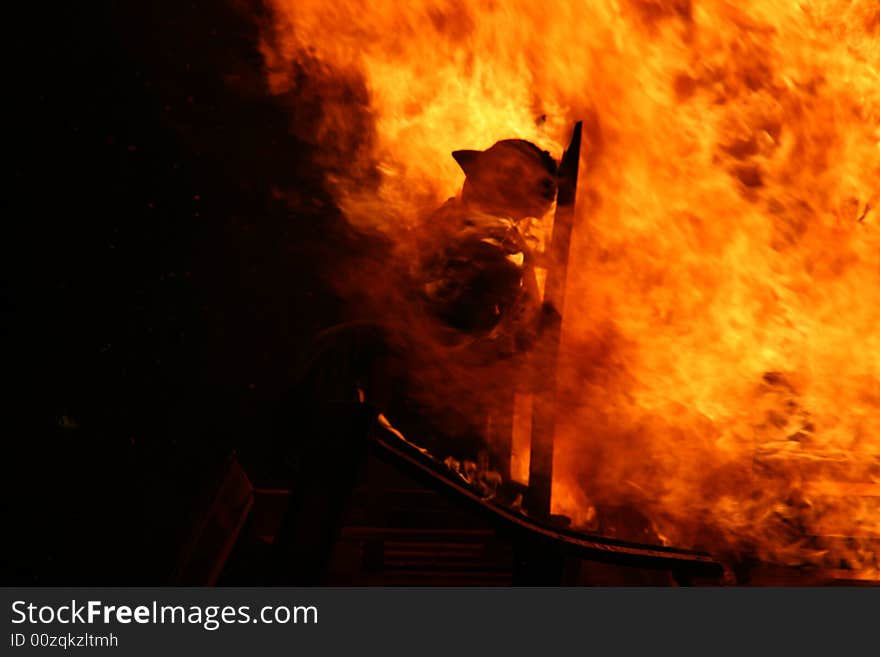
left=260, top=0, right=880, bottom=576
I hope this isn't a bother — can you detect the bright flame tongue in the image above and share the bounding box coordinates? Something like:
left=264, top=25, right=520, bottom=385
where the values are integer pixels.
left=262, top=0, right=880, bottom=570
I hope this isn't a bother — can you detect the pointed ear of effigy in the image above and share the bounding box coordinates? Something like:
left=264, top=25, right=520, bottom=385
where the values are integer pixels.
left=452, top=150, right=481, bottom=176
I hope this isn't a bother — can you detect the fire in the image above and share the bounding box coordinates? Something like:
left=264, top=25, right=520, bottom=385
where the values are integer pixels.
left=259, top=0, right=880, bottom=572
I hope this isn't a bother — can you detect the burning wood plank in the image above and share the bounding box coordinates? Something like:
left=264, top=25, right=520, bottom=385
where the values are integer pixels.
left=526, top=121, right=583, bottom=518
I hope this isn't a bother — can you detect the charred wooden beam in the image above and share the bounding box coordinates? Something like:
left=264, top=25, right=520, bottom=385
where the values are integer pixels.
left=487, top=389, right=515, bottom=481
left=526, top=121, right=583, bottom=518
left=369, top=419, right=723, bottom=580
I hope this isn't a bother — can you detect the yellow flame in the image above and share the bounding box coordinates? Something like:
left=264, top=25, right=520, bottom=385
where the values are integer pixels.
left=261, top=0, right=880, bottom=569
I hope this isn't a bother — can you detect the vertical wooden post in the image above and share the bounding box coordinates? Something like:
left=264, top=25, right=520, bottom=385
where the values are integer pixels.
left=526, top=121, right=582, bottom=518
left=486, top=389, right=514, bottom=480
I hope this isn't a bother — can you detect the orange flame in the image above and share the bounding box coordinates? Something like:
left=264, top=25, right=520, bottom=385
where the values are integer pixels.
left=260, top=0, right=880, bottom=571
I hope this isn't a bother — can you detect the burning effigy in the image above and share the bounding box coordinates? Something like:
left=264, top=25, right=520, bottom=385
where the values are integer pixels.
left=284, top=135, right=565, bottom=482
left=418, top=139, right=555, bottom=348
